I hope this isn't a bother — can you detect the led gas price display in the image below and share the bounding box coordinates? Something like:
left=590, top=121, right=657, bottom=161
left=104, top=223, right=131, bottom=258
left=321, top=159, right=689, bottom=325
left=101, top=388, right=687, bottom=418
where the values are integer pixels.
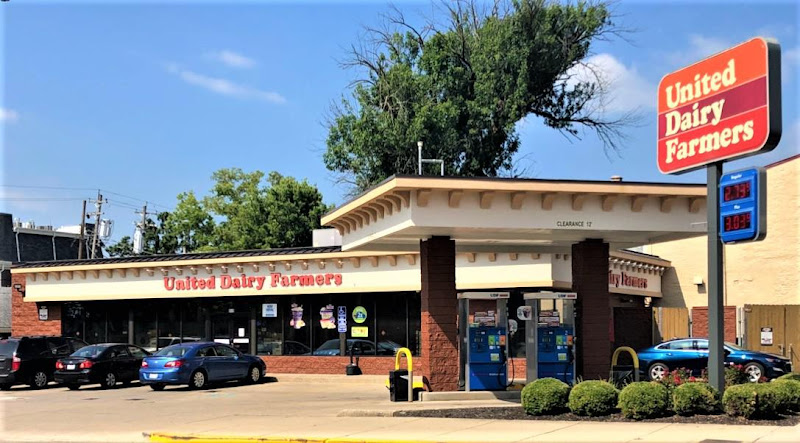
left=719, top=167, right=766, bottom=243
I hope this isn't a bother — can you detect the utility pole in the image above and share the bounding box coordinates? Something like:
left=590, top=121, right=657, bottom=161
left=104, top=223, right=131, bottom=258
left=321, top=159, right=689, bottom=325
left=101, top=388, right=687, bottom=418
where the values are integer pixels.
left=78, top=200, right=87, bottom=259
left=134, top=203, right=153, bottom=255
left=89, top=191, right=105, bottom=259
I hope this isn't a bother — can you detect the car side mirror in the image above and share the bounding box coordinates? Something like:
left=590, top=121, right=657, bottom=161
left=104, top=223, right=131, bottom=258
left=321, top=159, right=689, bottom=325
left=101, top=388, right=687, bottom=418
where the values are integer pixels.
left=724, top=349, right=731, bottom=356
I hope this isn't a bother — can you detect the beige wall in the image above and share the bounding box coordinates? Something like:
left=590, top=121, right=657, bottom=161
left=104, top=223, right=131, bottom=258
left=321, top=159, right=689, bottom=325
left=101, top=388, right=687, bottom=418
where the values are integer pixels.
left=648, top=156, right=799, bottom=308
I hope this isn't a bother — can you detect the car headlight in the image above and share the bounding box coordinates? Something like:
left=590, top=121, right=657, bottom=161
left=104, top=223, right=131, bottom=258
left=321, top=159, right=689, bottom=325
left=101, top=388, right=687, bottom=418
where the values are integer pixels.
left=765, top=358, right=783, bottom=363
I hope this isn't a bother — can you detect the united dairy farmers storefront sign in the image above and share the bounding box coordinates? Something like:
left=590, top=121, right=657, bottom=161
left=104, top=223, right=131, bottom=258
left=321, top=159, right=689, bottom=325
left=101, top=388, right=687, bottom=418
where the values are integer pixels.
left=657, top=38, right=781, bottom=174
left=164, top=273, right=344, bottom=292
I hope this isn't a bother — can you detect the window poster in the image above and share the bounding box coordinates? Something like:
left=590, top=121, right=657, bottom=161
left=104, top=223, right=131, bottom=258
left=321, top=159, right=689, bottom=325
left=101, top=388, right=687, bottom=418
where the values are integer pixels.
left=289, top=303, right=305, bottom=329
left=319, top=304, right=336, bottom=329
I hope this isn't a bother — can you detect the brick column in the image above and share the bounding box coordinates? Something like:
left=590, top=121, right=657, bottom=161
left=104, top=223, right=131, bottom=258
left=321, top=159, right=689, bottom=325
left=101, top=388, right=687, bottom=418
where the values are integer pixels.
left=419, top=236, right=458, bottom=391
left=11, top=274, right=62, bottom=336
left=572, top=239, right=611, bottom=380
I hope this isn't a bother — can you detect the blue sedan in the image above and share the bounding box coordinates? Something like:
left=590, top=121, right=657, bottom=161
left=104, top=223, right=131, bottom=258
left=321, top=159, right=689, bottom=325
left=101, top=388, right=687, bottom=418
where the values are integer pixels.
left=139, top=342, right=266, bottom=390
left=638, top=338, right=792, bottom=382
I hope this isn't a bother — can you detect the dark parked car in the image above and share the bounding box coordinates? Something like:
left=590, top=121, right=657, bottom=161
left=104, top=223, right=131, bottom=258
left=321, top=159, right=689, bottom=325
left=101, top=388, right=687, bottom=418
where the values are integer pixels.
left=638, top=338, right=792, bottom=382
left=54, top=344, right=151, bottom=390
left=0, top=336, right=88, bottom=390
left=139, top=342, right=266, bottom=390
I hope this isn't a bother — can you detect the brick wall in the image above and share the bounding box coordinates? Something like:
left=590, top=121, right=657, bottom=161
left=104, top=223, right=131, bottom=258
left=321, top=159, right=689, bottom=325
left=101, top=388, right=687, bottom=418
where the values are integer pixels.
left=419, top=237, right=458, bottom=391
left=261, top=356, right=401, bottom=375
left=691, top=306, right=737, bottom=342
left=572, top=240, right=611, bottom=380
left=11, top=274, right=62, bottom=336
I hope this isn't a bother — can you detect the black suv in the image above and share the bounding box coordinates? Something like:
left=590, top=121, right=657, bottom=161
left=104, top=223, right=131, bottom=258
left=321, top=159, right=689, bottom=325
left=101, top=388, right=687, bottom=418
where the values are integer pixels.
left=0, top=336, right=88, bottom=389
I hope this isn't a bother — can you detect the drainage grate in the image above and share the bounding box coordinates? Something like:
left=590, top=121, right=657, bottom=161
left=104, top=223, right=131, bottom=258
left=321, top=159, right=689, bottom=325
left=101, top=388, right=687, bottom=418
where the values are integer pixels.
left=126, top=398, right=146, bottom=401
left=83, top=397, right=99, bottom=401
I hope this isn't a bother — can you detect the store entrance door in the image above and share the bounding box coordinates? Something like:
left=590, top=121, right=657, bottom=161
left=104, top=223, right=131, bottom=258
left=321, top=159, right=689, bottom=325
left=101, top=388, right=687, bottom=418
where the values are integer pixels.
left=212, top=313, right=251, bottom=353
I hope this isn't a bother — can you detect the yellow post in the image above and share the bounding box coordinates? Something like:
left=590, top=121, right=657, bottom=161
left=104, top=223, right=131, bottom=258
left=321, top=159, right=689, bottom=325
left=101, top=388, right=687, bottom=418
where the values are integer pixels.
left=395, top=347, right=414, bottom=402
left=610, top=346, right=640, bottom=382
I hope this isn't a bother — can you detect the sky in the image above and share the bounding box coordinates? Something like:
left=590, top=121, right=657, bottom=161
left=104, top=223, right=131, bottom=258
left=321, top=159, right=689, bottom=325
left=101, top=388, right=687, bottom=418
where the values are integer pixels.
left=1, top=0, right=798, bottom=248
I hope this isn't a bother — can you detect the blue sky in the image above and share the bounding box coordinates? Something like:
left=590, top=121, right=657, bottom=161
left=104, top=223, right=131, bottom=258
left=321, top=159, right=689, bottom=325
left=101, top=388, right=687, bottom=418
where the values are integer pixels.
left=1, top=0, right=798, bottom=248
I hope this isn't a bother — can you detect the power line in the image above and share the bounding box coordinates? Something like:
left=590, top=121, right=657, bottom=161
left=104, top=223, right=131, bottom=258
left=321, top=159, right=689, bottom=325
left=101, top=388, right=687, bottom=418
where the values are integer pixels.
left=0, top=184, right=97, bottom=191
left=1, top=184, right=173, bottom=211
left=0, top=197, right=87, bottom=201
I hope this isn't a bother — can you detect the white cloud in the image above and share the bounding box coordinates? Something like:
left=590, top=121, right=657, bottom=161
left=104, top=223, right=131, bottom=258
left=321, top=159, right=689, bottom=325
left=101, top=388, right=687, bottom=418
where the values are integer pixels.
left=206, top=50, right=257, bottom=69
left=0, top=108, right=19, bottom=123
left=166, top=64, right=285, bottom=104
left=567, top=53, right=655, bottom=113
left=666, top=34, right=732, bottom=67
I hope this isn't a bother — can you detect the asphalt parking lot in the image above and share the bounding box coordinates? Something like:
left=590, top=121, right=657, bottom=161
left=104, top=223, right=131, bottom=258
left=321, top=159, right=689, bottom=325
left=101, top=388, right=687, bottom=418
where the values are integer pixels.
left=0, top=376, right=397, bottom=442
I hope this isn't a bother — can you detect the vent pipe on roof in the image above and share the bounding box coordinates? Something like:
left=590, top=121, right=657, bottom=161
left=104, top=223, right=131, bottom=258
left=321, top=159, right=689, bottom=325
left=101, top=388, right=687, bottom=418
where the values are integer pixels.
left=610, top=175, right=623, bottom=182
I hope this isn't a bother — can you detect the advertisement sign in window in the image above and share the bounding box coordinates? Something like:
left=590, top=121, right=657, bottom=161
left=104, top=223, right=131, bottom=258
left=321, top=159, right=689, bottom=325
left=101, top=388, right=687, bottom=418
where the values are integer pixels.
left=352, top=326, right=368, bottom=338
left=262, top=303, right=277, bottom=318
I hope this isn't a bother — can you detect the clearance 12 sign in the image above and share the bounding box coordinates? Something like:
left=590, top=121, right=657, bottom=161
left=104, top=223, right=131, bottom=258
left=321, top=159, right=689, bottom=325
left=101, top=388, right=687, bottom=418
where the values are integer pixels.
left=657, top=37, right=782, bottom=174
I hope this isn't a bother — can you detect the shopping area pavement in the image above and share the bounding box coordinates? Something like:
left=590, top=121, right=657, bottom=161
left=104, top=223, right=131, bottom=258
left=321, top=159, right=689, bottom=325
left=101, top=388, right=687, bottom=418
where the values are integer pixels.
left=1, top=374, right=798, bottom=443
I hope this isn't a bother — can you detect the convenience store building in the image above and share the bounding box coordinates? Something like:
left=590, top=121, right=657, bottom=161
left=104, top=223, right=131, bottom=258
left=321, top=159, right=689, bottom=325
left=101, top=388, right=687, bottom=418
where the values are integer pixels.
left=11, top=175, right=707, bottom=390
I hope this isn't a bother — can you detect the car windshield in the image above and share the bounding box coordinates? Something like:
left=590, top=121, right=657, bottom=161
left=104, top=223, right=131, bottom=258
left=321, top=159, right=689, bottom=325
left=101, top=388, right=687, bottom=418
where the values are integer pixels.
left=0, top=339, right=19, bottom=356
left=724, top=342, right=744, bottom=351
left=71, top=345, right=107, bottom=358
left=155, top=345, right=189, bottom=357
left=315, top=340, right=339, bottom=351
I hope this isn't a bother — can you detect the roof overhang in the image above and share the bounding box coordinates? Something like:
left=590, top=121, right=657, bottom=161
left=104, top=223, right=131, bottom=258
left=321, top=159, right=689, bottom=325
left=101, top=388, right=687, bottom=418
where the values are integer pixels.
left=322, top=175, right=708, bottom=252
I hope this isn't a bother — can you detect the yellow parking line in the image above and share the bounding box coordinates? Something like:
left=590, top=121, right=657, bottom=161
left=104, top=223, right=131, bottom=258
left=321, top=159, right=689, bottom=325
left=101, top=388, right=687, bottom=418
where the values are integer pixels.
left=147, top=433, right=458, bottom=443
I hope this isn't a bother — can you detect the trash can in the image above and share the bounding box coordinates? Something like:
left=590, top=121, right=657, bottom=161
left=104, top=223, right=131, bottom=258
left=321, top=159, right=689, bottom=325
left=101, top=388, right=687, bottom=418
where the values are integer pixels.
left=389, top=369, right=409, bottom=402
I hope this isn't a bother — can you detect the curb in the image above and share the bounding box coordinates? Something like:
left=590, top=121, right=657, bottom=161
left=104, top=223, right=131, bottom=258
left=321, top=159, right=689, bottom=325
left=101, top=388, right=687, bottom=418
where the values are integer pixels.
left=145, top=433, right=466, bottom=443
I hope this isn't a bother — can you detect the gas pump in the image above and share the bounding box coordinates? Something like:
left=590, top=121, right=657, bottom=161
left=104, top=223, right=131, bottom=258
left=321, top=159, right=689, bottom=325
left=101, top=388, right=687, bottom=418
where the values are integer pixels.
left=523, top=292, right=577, bottom=384
left=458, top=292, right=510, bottom=391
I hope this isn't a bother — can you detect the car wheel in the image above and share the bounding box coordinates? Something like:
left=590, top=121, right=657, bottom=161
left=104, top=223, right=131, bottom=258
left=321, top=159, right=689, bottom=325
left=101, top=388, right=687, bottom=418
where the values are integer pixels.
left=30, top=371, right=48, bottom=389
left=189, top=370, right=207, bottom=390
left=648, top=362, right=670, bottom=381
left=101, top=372, right=117, bottom=389
left=66, top=384, right=80, bottom=391
left=0, top=384, right=11, bottom=391
left=149, top=383, right=165, bottom=391
left=743, top=362, right=765, bottom=382
left=246, top=365, right=261, bottom=384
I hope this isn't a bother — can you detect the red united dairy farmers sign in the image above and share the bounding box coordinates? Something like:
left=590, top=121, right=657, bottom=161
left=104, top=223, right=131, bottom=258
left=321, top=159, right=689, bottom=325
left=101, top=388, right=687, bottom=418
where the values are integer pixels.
left=657, top=38, right=782, bottom=174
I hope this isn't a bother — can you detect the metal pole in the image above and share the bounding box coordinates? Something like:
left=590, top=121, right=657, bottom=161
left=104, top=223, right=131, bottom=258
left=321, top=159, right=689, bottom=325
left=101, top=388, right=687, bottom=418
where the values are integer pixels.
left=707, top=163, right=725, bottom=393
left=78, top=200, right=87, bottom=259
left=417, top=142, right=423, bottom=175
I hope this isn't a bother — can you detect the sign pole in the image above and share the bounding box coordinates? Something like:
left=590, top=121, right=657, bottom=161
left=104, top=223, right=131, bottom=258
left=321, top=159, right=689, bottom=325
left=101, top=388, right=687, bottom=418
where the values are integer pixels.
left=707, top=162, right=725, bottom=392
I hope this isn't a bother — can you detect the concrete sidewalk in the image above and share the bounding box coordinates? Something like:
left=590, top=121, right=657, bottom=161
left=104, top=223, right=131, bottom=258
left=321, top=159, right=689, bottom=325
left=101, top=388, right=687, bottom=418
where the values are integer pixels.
left=143, top=416, right=800, bottom=443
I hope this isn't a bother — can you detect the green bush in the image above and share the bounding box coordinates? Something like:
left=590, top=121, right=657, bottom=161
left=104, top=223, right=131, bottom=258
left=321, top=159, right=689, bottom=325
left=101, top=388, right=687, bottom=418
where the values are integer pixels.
left=770, top=380, right=799, bottom=414
left=771, top=380, right=800, bottom=412
left=521, top=378, right=571, bottom=415
left=618, top=382, right=670, bottom=420
left=722, top=383, right=783, bottom=418
left=568, top=380, right=618, bottom=416
left=777, top=373, right=800, bottom=382
left=671, top=382, right=719, bottom=416
left=725, top=364, right=750, bottom=386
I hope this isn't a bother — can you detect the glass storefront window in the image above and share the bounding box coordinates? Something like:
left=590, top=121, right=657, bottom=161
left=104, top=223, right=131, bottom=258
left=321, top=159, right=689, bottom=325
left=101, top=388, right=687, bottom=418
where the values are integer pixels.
left=376, top=293, right=407, bottom=356
left=106, top=304, right=129, bottom=343
left=312, top=296, right=341, bottom=355
left=63, top=302, right=85, bottom=341
left=134, top=308, right=157, bottom=352
left=84, top=305, right=106, bottom=344
left=283, top=296, right=311, bottom=354
left=157, top=302, right=180, bottom=350
left=182, top=300, right=206, bottom=343
left=257, top=297, right=283, bottom=355
left=507, top=291, right=526, bottom=358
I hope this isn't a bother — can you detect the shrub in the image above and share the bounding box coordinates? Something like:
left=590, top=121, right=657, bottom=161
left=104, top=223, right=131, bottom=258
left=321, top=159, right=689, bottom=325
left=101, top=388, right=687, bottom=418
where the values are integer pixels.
left=521, top=378, right=571, bottom=416
left=771, top=380, right=799, bottom=413
left=725, top=364, right=750, bottom=386
left=722, top=383, right=783, bottom=418
left=777, top=373, right=800, bottom=382
left=671, top=382, right=719, bottom=416
left=568, top=380, right=618, bottom=416
left=619, top=382, right=670, bottom=420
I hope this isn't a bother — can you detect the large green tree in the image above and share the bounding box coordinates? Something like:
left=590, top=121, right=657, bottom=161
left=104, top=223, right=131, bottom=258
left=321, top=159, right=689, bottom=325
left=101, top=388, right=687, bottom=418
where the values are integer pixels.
left=325, top=0, right=633, bottom=192
left=106, top=169, right=329, bottom=256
